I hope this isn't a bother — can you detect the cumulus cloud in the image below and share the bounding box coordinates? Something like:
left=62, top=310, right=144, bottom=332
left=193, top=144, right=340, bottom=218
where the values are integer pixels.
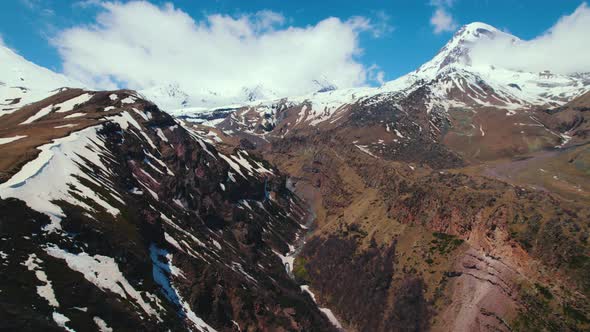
left=471, top=2, right=590, bottom=74
left=53, top=1, right=387, bottom=101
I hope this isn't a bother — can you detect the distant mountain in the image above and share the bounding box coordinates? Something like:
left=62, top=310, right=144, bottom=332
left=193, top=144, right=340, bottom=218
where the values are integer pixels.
left=191, top=22, right=589, bottom=137
left=139, top=79, right=338, bottom=111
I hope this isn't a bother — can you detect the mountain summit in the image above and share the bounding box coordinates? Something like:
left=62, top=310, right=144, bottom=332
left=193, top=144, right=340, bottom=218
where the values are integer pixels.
left=416, top=22, right=517, bottom=75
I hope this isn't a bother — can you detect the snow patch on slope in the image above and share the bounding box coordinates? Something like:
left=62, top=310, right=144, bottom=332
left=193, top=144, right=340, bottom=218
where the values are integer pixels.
left=0, top=126, right=121, bottom=231
left=46, top=245, right=162, bottom=320
left=0, top=135, right=27, bottom=145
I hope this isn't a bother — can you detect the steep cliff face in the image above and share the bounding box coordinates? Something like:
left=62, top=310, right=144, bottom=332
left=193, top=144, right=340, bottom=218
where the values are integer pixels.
left=0, top=89, right=336, bottom=331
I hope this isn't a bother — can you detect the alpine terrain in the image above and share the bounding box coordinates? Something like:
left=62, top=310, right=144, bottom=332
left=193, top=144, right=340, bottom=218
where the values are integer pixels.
left=1, top=19, right=589, bottom=332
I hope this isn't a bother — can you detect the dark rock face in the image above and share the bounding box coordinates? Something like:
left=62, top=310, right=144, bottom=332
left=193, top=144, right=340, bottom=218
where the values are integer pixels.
left=0, top=91, right=335, bottom=331
left=301, top=234, right=428, bottom=332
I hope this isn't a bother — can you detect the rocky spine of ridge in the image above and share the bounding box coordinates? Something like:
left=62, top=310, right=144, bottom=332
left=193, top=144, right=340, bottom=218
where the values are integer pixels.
left=0, top=89, right=337, bottom=331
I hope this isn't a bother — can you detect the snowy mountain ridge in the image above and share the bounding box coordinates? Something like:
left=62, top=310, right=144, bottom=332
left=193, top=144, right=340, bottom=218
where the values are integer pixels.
left=1, top=22, right=588, bottom=124
left=182, top=22, right=589, bottom=129
left=0, top=45, right=84, bottom=117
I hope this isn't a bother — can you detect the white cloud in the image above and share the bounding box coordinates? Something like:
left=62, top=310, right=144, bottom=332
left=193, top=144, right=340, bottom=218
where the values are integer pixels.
left=73, top=0, right=103, bottom=8
left=429, top=0, right=458, bottom=34
left=20, top=0, right=40, bottom=9
left=430, top=8, right=458, bottom=34
left=471, top=2, right=590, bottom=74
left=53, top=1, right=386, bottom=102
left=367, top=64, right=386, bottom=86
left=348, top=11, right=394, bottom=38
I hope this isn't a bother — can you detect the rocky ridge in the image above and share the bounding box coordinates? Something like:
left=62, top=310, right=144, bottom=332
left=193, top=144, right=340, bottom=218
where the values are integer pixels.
left=0, top=89, right=337, bottom=331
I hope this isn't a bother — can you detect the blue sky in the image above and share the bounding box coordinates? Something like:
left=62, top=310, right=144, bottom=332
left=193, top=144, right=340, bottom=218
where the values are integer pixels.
left=0, top=0, right=587, bottom=92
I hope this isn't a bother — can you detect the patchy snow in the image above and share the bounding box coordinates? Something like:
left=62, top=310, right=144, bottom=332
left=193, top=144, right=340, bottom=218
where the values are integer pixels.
left=54, top=93, right=93, bottom=113
left=144, top=150, right=174, bottom=176
left=20, top=104, right=54, bottom=124
left=93, top=317, right=113, bottom=332
left=0, top=126, right=121, bottom=231
left=164, top=233, right=185, bottom=257
left=103, top=106, right=116, bottom=112
left=160, top=213, right=207, bottom=248
left=109, top=94, right=118, bottom=101
left=219, top=154, right=246, bottom=178
left=22, top=253, right=59, bottom=307
left=0, top=135, right=27, bottom=145
left=300, top=285, right=343, bottom=329
left=132, top=107, right=149, bottom=121
left=107, top=111, right=158, bottom=150
left=273, top=249, right=294, bottom=275
left=52, top=312, right=75, bottom=332
left=355, top=144, right=377, bottom=158
left=46, top=245, right=162, bottom=320
left=155, top=128, right=168, bottom=142
left=54, top=124, right=78, bottom=129
left=205, top=130, right=222, bottom=143
left=121, top=96, right=137, bottom=104
left=64, top=112, right=85, bottom=119
left=240, top=200, right=252, bottom=210
left=219, top=151, right=272, bottom=179
left=557, top=133, right=572, bottom=148
left=129, top=187, right=143, bottom=195
left=211, top=239, right=222, bottom=250
left=107, top=111, right=141, bottom=131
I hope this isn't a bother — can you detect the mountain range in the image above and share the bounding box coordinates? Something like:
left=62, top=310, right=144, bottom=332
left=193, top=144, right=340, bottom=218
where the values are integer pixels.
left=1, top=22, right=589, bottom=332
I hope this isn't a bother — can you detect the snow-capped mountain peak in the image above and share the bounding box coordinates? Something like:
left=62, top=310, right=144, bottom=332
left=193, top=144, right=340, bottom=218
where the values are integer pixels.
left=416, top=22, right=518, bottom=77
left=312, top=77, right=338, bottom=93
